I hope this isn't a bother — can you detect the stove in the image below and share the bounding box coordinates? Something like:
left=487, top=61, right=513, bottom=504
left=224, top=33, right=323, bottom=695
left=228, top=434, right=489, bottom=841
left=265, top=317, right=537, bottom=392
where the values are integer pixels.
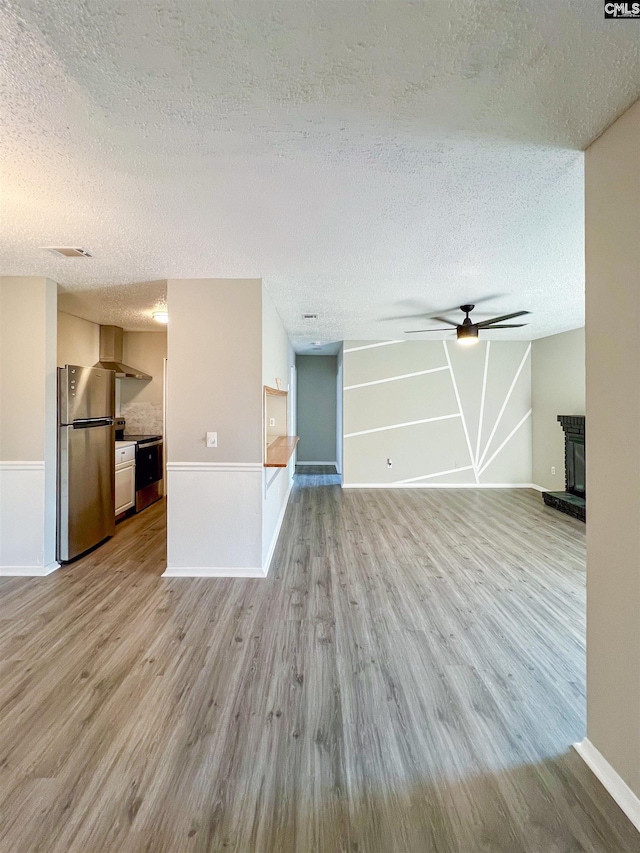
left=114, top=421, right=163, bottom=511
left=123, top=434, right=162, bottom=445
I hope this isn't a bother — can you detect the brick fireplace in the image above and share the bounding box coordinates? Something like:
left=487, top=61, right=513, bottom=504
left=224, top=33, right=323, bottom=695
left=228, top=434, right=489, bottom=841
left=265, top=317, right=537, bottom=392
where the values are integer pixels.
left=542, top=415, right=586, bottom=522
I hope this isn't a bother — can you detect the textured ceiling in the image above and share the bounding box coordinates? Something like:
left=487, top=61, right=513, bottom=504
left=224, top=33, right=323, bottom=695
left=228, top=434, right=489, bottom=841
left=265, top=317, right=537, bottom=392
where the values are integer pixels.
left=1, top=2, right=639, bottom=344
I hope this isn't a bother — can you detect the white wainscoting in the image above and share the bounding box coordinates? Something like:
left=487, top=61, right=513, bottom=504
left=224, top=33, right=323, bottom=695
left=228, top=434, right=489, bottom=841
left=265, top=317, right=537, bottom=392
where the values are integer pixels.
left=263, top=469, right=294, bottom=573
left=0, top=462, right=59, bottom=576
left=164, top=462, right=265, bottom=577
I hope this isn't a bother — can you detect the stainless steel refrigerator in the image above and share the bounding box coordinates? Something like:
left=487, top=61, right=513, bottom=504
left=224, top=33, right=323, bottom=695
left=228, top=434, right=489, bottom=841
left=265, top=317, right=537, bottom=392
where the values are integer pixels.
left=57, top=365, right=116, bottom=562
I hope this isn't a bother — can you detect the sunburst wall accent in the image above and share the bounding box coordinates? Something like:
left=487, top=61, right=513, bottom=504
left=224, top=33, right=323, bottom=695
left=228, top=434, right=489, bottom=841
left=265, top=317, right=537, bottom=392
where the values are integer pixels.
left=342, top=340, right=532, bottom=486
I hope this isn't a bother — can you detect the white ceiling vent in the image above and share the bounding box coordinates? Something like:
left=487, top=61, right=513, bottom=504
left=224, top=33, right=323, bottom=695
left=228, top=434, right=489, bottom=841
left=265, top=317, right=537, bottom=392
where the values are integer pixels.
left=302, top=313, right=318, bottom=320
left=42, top=247, right=92, bottom=258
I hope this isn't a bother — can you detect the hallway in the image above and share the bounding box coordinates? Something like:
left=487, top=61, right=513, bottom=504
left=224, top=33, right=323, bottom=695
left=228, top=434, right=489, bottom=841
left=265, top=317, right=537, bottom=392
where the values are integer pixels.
left=0, top=481, right=635, bottom=852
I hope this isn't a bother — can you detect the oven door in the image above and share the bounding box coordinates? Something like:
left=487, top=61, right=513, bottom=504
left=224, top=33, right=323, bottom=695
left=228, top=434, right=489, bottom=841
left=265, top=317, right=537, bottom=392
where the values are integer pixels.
left=135, top=440, right=163, bottom=491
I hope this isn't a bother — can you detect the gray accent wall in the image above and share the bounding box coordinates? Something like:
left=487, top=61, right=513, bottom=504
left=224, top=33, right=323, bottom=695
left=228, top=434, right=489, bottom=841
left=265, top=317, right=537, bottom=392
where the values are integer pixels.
left=296, top=355, right=338, bottom=463
left=531, top=327, right=585, bottom=490
left=342, top=340, right=532, bottom=485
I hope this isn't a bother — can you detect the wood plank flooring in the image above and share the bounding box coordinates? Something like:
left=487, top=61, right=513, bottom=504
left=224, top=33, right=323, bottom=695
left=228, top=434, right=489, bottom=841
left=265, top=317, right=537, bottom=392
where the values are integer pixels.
left=0, top=482, right=637, bottom=852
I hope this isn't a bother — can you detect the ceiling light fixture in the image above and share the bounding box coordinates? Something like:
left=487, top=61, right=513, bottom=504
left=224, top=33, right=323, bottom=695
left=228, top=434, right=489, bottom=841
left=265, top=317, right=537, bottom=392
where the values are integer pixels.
left=152, top=311, right=169, bottom=324
left=456, top=325, right=479, bottom=345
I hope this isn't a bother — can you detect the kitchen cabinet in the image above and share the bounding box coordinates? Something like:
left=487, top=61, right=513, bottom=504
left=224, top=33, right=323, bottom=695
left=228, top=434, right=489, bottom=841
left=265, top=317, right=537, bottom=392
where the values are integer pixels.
left=115, top=444, right=135, bottom=516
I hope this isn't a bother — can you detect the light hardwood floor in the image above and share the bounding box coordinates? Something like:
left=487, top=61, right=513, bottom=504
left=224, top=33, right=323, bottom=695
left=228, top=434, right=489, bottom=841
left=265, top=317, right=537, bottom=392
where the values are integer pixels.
left=0, top=481, right=637, bottom=852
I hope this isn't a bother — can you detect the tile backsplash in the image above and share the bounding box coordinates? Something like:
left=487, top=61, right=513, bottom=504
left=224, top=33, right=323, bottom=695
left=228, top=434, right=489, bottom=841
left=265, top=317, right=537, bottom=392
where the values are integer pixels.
left=121, top=402, right=163, bottom=436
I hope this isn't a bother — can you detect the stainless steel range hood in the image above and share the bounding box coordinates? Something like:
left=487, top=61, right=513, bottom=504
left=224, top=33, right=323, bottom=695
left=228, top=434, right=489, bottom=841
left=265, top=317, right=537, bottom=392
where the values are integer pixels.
left=95, top=325, right=151, bottom=380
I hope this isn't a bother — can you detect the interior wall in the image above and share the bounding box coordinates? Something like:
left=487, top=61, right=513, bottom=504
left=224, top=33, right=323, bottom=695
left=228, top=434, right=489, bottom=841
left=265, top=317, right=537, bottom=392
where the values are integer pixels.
left=167, top=279, right=262, bottom=465
left=165, top=279, right=264, bottom=574
left=336, top=345, right=343, bottom=476
left=120, top=331, right=167, bottom=434
left=585, top=98, right=640, bottom=799
left=531, top=327, right=585, bottom=490
left=0, top=277, right=58, bottom=572
left=342, top=339, right=532, bottom=486
left=262, top=286, right=295, bottom=567
left=57, top=311, right=99, bottom=368
left=296, top=355, right=338, bottom=464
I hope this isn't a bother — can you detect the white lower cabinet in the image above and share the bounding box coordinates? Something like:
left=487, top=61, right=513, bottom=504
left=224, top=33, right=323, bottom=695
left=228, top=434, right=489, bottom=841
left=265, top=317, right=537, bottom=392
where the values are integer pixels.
left=115, top=445, right=136, bottom=516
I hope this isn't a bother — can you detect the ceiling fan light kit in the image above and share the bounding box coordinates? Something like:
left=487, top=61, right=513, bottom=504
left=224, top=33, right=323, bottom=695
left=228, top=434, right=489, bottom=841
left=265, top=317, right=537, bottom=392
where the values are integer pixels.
left=457, top=325, right=479, bottom=345
left=406, top=303, right=529, bottom=344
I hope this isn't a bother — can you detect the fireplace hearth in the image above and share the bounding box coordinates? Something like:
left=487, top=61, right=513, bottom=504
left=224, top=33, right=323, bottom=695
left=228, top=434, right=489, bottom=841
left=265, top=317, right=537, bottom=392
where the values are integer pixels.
left=543, top=415, right=586, bottom=522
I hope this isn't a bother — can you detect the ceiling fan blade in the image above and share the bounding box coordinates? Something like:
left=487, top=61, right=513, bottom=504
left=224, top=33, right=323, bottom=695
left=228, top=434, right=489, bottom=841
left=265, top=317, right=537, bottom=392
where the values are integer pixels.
left=405, top=328, right=455, bottom=333
left=426, top=295, right=504, bottom=317
left=476, top=310, right=530, bottom=328
left=430, top=316, right=459, bottom=326
left=382, top=313, right=434, bottom=322
left=481, top=323, right=528, bottom=328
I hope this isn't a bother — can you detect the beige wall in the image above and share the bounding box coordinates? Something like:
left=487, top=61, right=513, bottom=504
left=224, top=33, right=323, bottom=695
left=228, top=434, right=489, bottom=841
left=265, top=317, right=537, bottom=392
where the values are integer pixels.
left=1, top=278, right=56, bottom=461
left=167, top=279, right=262, bottom=464
left=166, top=279, right=283, bottom=574
left=57, top=314, right=166, bottom=433
left=531, top=327, right=585, bottom=490
left=120, top=331, right=167, bottom=434
left=585, top=98, right=640, bottom=797
left=121, top=331, right=167, bottom=406
left=336, top=345, right=343, bottom=476
left=342, top=340, right=532, bottom=485
left=57, top=311, right=99, bottom=368
left=0, top=276, right=57, bottom=570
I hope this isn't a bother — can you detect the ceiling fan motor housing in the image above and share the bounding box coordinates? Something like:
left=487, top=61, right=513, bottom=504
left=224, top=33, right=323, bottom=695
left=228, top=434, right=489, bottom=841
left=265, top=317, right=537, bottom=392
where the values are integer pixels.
left=457, top=324, right=479, bottom=342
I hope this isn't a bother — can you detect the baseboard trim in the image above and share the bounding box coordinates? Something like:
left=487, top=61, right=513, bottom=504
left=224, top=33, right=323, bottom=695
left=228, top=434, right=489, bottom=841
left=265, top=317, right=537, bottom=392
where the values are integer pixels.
left=529, top=483, right=548, bottom=492
left=0, top=561, right=60, bottom=577
left=162, top=566, right=267, bottom=578
left=573, top=739, right=640, bottom=833
left=342, top=483, right=539, bottom=490
left=263, top=477, right=294, bottom=576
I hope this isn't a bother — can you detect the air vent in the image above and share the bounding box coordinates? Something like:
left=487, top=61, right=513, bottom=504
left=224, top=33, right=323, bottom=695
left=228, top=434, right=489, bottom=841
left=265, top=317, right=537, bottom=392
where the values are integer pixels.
left=302, top=313, right=318, bottom=320
left=42, top=247, right=92, bottom=258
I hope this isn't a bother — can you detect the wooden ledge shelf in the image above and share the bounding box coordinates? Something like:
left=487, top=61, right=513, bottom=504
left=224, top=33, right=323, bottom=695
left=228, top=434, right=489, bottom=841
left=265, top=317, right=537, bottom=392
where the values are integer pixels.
left=265, top=436, right=299, bottom=468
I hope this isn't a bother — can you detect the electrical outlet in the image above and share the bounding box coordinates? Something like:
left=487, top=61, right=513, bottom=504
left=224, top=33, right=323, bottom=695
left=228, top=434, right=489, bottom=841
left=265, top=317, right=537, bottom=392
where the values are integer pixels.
left=269, top=418, right=276, bottom=427
left=551, top=466, right=556, bottom=475
left=206, top=431, right=218, bottom=448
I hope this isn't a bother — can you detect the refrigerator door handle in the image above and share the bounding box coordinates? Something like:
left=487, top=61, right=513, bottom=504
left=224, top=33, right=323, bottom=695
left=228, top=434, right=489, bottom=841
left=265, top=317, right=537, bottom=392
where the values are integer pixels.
left=73, top=418, right=114, bottom=429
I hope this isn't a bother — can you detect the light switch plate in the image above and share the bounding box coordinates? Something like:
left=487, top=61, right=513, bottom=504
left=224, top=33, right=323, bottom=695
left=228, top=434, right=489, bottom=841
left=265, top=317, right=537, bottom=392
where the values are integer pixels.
left=206, top=431, right=218, bottom=448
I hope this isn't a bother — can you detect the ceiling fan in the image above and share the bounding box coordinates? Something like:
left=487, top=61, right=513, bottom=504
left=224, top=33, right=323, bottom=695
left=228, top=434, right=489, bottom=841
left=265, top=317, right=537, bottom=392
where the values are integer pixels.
left=406, top=304, right=530, bottom=346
